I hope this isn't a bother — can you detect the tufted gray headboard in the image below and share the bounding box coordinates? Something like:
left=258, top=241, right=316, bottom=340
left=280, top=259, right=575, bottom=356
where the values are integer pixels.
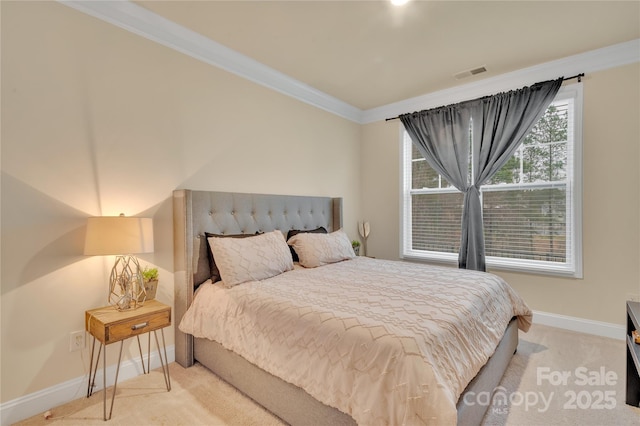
left=172, top=189, right=343, bottom=367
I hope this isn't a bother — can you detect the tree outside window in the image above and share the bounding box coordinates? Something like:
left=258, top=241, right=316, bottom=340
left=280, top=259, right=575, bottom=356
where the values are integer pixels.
left=402, top=86, right=582, bottom=277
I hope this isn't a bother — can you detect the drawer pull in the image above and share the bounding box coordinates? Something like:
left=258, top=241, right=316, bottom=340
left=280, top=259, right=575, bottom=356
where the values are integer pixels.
left=131, top=322, right=148, bottom=330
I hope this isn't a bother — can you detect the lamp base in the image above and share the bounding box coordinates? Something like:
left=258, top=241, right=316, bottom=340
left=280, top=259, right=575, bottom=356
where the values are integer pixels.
left=109, top=255, right=147, bottom=310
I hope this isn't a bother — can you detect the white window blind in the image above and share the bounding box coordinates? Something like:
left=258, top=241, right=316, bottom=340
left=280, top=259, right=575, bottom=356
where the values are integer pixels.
left=401, top=85, right=582, bottom=277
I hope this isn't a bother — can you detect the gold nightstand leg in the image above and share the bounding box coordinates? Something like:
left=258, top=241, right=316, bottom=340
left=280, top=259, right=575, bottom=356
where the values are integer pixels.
left=103, top=343, right=107, bottom=421
left=161, top=329, right=172, bottom=391
left=105, top=341, right=124, bottom=420
left=87, top=338, right=103, bottom=398
left=135, top=335, right=146, bottom=374
left=161, top=329, right=171, bottom=391
left=87, top=337, right=97, bottom=397
left=153, top=329, right=171, bottom=391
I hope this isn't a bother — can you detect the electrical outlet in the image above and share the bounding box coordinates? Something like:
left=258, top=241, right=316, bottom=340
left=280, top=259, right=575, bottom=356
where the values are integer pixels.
left=69, top=330, right=85, bottom=352
left=628, top=293, right=640, bottom=303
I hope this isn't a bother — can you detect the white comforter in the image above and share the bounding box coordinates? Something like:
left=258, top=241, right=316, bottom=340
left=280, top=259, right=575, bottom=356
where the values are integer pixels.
left=179, top=257, right=532, bottom=425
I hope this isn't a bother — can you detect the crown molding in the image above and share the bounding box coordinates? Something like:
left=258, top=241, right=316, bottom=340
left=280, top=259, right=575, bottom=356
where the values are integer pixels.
left=362, top=39, right=640, bottom=124
left=59, top=1, right=638, bottom=125
left=58, top=0, right=363, bottom=123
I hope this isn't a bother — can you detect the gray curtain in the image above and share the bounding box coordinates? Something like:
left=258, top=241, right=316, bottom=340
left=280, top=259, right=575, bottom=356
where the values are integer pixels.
left=400, top=78, right=563, bottom=271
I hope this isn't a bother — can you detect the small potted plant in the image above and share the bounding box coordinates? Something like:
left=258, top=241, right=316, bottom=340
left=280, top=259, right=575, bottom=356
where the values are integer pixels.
left=351, top=240, right=361, bottom=256
left=140, top=266, right=159, bottom=301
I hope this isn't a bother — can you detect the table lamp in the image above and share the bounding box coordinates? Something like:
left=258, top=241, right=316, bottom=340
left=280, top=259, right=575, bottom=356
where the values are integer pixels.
left=84, top=214, right=154, bottom=310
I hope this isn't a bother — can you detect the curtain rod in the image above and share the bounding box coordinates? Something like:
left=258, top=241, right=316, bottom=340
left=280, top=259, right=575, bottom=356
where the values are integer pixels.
left=385, top=73, right=585, bottom=122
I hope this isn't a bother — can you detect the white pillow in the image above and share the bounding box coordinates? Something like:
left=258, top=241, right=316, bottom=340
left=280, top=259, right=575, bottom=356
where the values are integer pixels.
left=208, top=230, right=293, bottom=287
left=287, top=229, right=355, bottom=268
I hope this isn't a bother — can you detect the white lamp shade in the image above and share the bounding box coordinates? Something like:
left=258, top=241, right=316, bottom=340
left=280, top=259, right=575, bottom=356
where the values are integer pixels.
left=84, top=216, right=154, bottom=255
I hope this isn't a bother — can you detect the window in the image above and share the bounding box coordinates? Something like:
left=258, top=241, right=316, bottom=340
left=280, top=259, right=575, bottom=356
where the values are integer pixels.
left=401, top=85, right=582, bottom=277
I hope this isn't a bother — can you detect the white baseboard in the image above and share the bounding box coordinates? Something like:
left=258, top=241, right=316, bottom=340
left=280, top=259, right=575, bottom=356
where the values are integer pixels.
left=0, top=345, right=175, bottom=426
left=532, top=310, right=625, bottom=340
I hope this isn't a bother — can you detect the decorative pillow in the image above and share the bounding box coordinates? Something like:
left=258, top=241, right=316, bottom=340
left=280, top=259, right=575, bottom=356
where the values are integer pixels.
left=286, top=227, right=327, bottom=262
left=205, top=231, right=261, bottom=283
left=287, top=229, right=355, bottom=268
left=208, top=230, right=294, bottom=287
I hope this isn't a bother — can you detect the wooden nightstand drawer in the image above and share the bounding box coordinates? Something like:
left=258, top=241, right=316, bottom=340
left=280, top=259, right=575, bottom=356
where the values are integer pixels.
left=86, top=300, right=171, bottom=345
left=104, top=309, right=170, bottom=343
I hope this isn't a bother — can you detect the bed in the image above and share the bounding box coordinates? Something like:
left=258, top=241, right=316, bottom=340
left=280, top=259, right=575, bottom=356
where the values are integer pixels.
left=173, top=189, right=532, bottom=426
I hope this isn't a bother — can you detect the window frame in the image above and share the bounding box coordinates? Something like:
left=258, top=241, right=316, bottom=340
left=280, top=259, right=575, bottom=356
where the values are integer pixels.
left=400, top=84, right=583, bottom=278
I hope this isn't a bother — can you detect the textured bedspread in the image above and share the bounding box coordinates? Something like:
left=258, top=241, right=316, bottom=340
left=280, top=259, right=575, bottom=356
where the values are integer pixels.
left=179, top=257, right=531, bottom=425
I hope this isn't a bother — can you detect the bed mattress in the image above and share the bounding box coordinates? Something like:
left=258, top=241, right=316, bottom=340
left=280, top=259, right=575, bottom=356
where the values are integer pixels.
left=179, top=257, right=531, bottom=425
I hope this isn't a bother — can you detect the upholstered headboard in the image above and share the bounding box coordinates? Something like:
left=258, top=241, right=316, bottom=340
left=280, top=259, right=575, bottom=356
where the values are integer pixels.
left=172, top=190, right=343, bottom=367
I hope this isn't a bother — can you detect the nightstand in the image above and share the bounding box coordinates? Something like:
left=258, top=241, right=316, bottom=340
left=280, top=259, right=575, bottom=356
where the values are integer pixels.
left=85, top=300, right=172, bottom=420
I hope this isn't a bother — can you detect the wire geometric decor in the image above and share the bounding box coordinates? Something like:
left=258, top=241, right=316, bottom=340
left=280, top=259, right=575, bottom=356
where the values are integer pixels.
left=109, top=255, right=147, bottom=310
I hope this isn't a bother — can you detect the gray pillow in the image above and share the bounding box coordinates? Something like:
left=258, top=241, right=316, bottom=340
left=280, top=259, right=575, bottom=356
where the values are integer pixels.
left=205, top=232, right=261, bottom=282
left=286, top=227, right=327, bottom=262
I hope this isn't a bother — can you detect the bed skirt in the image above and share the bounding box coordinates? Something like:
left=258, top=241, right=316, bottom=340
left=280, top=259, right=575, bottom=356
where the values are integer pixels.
left=191, top=318, right=519, bottom=426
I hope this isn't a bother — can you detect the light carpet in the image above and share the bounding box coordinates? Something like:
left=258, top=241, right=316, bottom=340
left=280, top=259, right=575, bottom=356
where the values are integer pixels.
left=16, top=324, right=640, bottom=425
left=481, top=323, right=639, bottom=425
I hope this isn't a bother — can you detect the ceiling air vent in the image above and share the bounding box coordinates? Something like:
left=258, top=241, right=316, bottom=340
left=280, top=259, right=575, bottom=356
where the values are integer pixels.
left=454, top=66, right=487, bottom=80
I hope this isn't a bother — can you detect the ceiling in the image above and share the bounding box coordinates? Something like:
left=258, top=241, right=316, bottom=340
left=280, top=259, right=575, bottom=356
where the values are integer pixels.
left=134, top=1, right=640, bottom=111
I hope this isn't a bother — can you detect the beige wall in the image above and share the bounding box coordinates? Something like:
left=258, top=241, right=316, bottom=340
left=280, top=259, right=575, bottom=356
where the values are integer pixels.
left=0, top=2, right=361, bottom=403
left=360, top=121, right=402, bottom=258
left=361, top=63, right=640, bottom=326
